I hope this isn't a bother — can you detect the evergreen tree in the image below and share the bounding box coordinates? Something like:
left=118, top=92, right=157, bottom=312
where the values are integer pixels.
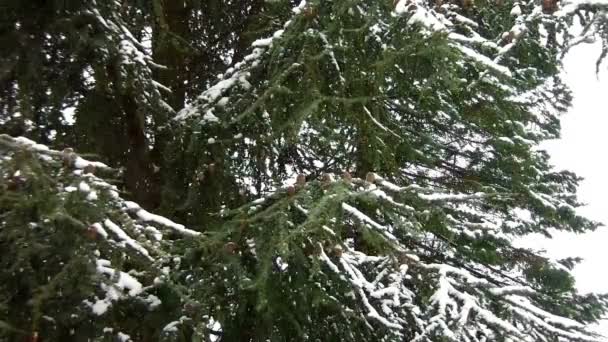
left=0, top=0, right=173, bottom=208
left=166, top=0, right=608, bottom=340
left=1, top=0, right=287, bottom=211
left=0, top=134, right=201, bottom=340
left=1, top=0, right=608, bottom=341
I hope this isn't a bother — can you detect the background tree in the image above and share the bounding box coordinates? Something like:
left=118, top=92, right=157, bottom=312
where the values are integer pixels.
left=0, top=0, right=272, bottom=210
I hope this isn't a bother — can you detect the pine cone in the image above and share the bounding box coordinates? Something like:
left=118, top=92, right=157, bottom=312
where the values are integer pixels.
left=461, top=0, right=474, bottom=9
left=7, top=175, right=26, bottom=191
left=333, top=244, right=343, bottom=257
left=86, top=225, right=98, bottom=240
left=83, top=164, right=96, bottom=174
left=303, top=6, right=318, bottom=18
left=321, top=173, right=333, bottom=188
left=296, top=174, right=306, bottom=187
left=365, top=172, right=376, bottom=184
left=224, top=242, right=239, bottom=255
left=542, top=0, right=557, bottom=13
left=342, top=171, right=352, bottom=183
left=62, top=148, right=76, bottom=168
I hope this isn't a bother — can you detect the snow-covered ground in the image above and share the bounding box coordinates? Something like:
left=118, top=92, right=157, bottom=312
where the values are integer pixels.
left=519, top=42, right=608, bottom=336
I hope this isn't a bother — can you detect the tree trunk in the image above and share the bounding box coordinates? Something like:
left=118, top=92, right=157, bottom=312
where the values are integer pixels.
left=152, top=0, right=190, bottom=111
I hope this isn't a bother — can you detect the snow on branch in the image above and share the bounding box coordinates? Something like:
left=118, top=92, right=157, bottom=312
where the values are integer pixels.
left=0, top=134, right=199, bottom=317
left=0, top=135, right=197, bottom=239
left=175, top=1, right=310, bottom=122
left=342, top=202, right=401, bottom=244
left=265, top=173, right=603, bottom=341
left=318, top=243, right=410, bottom=332
left=411, top=263, right=600, bottom=341
left=84, top=259, right=145, bottom=315
left=124, top=201, right=201, bottom=236
left=103, top=218, right=153, bottom=260
left=86, top=1, right=173, bottom=115
left=394, top=0, right=551, bottom=80
left=558, top=0, right=608, bottom=16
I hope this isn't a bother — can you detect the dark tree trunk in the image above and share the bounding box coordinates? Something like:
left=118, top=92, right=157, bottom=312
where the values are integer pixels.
left=152, top=0, right=190, bottom=111
left=122, top=92, right=160, bottom=209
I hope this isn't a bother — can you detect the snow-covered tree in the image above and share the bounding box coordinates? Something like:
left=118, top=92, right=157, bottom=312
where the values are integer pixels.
left=558, top=0, right=608, bottom=70
left=1, top=0, right=174, bottom=209
left=1, top=0, right=608, bottom=341
left=169, top=0, right=608, bottom=340
left=0, top=134, right=204, bottom=340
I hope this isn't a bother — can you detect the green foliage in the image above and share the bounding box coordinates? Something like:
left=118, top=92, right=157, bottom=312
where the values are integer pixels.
left=0, top=136, right=198, bottom=340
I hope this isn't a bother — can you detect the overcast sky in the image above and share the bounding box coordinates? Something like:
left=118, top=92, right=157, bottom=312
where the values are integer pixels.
left=519, top=41, right=608, bottom=336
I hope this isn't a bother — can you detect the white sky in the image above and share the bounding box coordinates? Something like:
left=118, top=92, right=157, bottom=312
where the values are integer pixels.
left=519, top=41, right=608, bottom=337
